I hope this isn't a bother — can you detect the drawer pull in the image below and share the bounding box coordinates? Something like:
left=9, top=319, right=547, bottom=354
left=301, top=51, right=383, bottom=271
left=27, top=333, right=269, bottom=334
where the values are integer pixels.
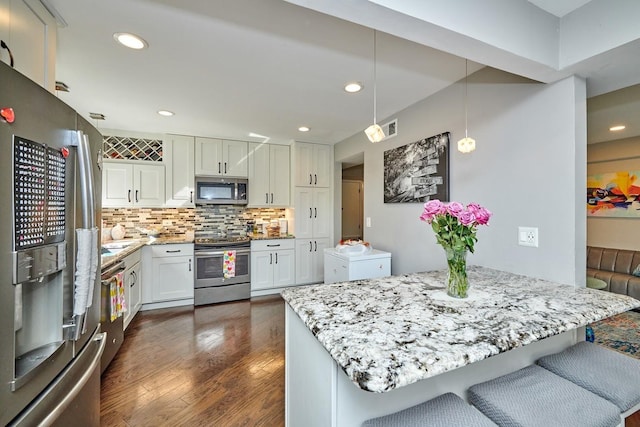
left=166, top=250, right=181, bottom=253
left=266, top=244, right=281, bottom=247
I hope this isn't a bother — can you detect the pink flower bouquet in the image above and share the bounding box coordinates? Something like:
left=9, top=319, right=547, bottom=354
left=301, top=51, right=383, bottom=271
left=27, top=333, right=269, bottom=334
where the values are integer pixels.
left=419, top=200, right=492, bottom=253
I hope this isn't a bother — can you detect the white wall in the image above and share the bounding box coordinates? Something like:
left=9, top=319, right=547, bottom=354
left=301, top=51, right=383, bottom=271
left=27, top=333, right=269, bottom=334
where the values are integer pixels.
left=334, top=67, right=586, bottom=285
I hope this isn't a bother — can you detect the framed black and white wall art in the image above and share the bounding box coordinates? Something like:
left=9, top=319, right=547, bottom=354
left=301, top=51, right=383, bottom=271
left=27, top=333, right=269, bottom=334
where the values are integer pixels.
left=383, top=132, right=450, bottom=203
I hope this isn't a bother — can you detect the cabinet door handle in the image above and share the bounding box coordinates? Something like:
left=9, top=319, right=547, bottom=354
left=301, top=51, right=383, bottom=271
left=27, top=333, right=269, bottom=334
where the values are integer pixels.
left=224, top=162, right=227, bottom=174
left=166, top=249, right=182, bottom=253
left=314, top=174, right=317, bottom=185
left=314, top=241, right=317, bottom=251
left=270, top=193, right=273, bottom=204
left=1, top=40, right=14, bottom=68
left=309, top=208, right=312, bottom=218
left=275, top=253, right=278, bottom=264
left=190, top=191, right=193, bottom=203
left=135, top=190, right=139, bottom=203
left=270, top=253, right=273, bottom=264
left=128, top=189, right=132, bottom=202
left=309, top=174, right=312, bottom=185
left=188, top=258, right=192, bottom=272
left=218, top=162, right=221, bottom=174
left=309, top=241, right=312, bottom=252
left=314, top=207, right=317, bottom=218
left=266, top=193, right=269, bottom=204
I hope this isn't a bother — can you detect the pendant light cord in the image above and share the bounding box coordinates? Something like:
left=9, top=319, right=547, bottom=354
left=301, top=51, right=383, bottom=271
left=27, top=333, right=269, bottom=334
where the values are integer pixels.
left=373, top=30, right=378, bottom=125
left=464, top=59, right=468, bottom=139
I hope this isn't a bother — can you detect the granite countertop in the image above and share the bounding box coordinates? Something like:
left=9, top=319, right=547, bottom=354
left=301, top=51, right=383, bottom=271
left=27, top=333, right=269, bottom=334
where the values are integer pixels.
left=100, top=235, right=194, bottom=269
left=281, top=266, right=640, bottom=393
left=249, top=233, right=295, bottom=240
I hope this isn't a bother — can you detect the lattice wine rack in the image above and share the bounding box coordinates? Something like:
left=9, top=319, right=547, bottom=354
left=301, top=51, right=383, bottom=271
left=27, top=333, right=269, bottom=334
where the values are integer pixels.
left=103, top=135, right=163, bottom=161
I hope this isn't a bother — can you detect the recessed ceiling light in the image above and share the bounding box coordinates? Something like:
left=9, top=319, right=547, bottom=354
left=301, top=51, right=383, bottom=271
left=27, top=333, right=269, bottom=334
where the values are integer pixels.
left=298, top=126, right=310, bottom=132
left=113, top=32, right=148, bottom=50
left=344, top=82, right=363, bottom=93
left=609, top=125, right=626, bottom=131
left=158, top=110, right=174, bottom=117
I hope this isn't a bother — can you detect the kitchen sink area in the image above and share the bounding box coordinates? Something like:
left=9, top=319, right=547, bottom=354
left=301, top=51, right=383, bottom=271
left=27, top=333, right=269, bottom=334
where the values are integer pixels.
left=101, top=240, right=139, bottom=256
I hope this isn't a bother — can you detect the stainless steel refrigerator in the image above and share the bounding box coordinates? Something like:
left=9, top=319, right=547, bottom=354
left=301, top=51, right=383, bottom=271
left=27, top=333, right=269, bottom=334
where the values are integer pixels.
left=1, top=61, right=105, bottom=426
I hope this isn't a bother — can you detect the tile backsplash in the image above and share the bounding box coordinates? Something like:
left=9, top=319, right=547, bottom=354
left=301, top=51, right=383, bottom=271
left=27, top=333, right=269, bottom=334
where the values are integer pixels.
left=102, top=206, right=286, bottom=239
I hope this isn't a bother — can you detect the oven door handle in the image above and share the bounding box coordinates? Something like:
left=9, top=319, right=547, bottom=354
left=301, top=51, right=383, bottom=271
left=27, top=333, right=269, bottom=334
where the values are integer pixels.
left=195, top=248, right=251, bottom=257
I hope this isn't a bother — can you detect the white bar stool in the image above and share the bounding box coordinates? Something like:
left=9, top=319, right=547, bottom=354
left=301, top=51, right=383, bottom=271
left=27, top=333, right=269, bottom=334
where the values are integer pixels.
left=468, top=364, right=620, bottom=427
left=361, top=392, right=497, bottom=427
left=537, top=341, right=640, bottom=424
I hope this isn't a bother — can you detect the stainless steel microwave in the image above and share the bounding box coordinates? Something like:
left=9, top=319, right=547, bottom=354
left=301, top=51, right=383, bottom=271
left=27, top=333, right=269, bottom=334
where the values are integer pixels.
left=195, top=176, right=248, bottom=204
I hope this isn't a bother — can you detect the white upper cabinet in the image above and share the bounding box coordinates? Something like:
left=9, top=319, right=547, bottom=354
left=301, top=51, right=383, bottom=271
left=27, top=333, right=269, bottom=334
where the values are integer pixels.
left=102, top=162, right=165, bottom=208
left=165, top=134, right=195, bottom=207
left=0, top=0, right=57, bottom=92
left=195, top=137, right=248, bottom=177
left=248, top=143, right=290, bottom=207
left=294, top=142, right=332, bottom=187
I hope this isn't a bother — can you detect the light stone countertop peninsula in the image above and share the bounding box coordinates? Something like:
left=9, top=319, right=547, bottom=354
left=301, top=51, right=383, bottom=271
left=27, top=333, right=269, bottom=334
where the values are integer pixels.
left=281, top=265, right=640, bottom=394
left=249, top=233, right=295, bottom=240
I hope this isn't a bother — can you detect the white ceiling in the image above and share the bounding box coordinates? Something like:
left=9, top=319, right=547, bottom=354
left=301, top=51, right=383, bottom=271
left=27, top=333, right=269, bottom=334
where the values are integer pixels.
left=527, top=0, right=593, bottom=17
left=47, top=0, right=640, bottom=145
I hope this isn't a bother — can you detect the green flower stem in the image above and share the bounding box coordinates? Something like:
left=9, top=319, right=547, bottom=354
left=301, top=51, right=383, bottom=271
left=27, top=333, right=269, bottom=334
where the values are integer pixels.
left=445, top=247, right=468, bottom=298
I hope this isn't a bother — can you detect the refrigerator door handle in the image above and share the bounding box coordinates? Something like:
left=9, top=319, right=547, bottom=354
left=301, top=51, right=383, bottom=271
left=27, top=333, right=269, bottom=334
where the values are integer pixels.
left=38, top=332, right=106, bottom=427
left=96, top=148, right=103, bottom=171
left=75, top=131, right=96, bottom=229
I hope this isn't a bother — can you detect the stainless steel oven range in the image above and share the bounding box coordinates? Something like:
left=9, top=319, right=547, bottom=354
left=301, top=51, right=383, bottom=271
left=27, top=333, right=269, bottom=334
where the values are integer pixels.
left=194, top=236, right=251, bottom=305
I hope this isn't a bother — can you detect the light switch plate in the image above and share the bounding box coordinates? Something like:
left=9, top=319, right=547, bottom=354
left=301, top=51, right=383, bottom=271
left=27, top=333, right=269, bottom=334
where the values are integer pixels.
left=518, top=226, right=538, bottom=247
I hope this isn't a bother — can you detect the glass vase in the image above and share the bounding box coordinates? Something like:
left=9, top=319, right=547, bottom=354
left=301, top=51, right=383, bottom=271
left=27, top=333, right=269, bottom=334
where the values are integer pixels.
left=445, top=247, right=469, bottom=298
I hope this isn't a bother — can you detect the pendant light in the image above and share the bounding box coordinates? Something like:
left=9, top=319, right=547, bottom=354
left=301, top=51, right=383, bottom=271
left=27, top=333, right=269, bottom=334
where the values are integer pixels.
left=364, top=30, right=385, bottom=143
left=457, top=59, right=476, bottom=153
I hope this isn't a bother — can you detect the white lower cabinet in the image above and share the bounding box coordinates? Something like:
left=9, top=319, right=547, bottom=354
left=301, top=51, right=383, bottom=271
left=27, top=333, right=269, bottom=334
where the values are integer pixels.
left=323, top=249, right=391, bottom=285
left=251, top=239, right=295, bottom=293
left=295, top=238, right=329, bottom=285
left=122, top=250, right=142, bottom=330
left=142, top=244, right=194, bottom=308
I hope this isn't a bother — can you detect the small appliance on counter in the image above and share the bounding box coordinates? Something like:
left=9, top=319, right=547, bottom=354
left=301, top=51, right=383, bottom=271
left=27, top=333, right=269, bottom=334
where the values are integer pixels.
left=278, top=218, right=288, bottom=234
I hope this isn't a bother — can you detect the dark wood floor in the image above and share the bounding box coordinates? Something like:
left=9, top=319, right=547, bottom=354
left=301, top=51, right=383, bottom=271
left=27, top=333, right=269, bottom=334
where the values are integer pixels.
left=100, top=296, right=640, bottom=427
left=100, top=295, right=285, bottom=427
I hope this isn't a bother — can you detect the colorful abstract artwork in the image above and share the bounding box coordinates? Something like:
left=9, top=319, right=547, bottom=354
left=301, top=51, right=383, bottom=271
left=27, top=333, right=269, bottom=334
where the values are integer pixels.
left=587, top=171, right=640, bottom=217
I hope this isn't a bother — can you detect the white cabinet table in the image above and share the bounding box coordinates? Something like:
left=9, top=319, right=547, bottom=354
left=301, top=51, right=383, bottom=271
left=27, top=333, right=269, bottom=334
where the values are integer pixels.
left=323, top=248, right=391, bottom=284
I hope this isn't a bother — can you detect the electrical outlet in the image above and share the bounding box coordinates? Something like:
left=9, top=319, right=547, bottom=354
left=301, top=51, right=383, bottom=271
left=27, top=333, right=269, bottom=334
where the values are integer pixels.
left=518, top=226, right=538, bottom=247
